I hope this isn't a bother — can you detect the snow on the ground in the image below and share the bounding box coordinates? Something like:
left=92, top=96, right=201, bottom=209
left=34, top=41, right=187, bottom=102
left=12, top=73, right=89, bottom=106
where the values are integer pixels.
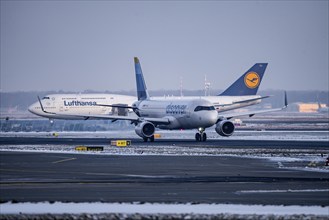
left=1, top=202, right=328, bottom=216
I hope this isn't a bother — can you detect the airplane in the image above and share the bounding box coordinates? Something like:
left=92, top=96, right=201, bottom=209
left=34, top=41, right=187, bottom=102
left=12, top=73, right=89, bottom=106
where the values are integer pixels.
left=32, top=57, right=287, bottom=142
left=28, top=94, right=137, bottom=121
left=153, top=62, right=270, bottom=113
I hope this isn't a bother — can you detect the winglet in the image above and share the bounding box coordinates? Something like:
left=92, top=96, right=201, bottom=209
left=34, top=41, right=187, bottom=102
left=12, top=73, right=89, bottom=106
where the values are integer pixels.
left=134, top=57, right=149, bottom=101
left=37, top=96, right=56, bottom=114
left=37, top=96, right=45, bottom=112
left=219, top=63, right=268, bottom=96
left=284, top=91, right=288, bottom=108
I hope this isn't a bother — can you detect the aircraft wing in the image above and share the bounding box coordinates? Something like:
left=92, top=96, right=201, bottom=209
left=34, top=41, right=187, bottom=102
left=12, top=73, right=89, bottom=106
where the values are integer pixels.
left=38, top=108, right=171, bottom=124
left=218, top=106, right=286, bottom=120
left=214, top=96, right=271, bottom=107
left=37, top=96, right=170, bottom=124
left=231, top=95, right=271, bottom=105
left=218, top=92, right=288, bottom=120
left=139, top=117, right=170, bottom=124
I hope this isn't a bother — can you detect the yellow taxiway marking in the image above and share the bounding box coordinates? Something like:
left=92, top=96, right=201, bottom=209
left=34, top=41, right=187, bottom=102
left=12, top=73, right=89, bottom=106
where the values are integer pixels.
left=52, top=157, right=77, bottom=164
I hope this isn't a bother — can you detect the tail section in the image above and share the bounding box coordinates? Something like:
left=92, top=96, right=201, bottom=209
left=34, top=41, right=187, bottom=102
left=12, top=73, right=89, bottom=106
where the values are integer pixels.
left=134, top=57, right=149, bottom=101
left=219, top=63, right=268, bottom=96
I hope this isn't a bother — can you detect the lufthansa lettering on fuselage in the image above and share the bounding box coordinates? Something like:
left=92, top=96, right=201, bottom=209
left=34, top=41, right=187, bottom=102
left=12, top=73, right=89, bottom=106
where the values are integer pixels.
left=166, top=104, right=187, bottom=114
left=64, top=101, right=97, bottom=106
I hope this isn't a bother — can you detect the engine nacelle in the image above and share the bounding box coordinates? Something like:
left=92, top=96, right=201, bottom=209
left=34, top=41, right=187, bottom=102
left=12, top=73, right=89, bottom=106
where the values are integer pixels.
left=215, top=120, right=235, bottom=137
left=135, top=121, right=155, bottom=138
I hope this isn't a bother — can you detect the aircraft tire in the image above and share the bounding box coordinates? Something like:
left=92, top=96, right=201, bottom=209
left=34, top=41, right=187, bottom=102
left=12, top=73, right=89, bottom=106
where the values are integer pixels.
left=202, top=133, right=207, bottom=142
left=143, top=137, right=148, bottom=142
left=150, top=136, right=155, bottom=142
left=195, top=133, right=201, bottom=141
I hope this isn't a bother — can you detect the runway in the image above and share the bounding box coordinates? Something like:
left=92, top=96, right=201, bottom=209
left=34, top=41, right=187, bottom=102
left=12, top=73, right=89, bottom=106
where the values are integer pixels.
left=1, top=151, right=328, bottom=206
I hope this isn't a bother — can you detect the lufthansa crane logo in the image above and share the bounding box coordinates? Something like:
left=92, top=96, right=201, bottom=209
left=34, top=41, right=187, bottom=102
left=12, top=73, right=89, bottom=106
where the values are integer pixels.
left=244, top=72, right=260, bottom=89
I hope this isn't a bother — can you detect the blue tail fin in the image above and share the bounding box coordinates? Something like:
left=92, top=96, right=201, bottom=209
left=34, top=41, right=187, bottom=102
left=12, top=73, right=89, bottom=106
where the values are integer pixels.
left=134, top=57, right=149, bottom=101
left=219, top=63, right=268, bottom=96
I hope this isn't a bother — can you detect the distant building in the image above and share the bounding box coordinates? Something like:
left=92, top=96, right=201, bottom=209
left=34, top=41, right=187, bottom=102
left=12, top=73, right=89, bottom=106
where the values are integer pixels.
left=288, top=103, right=327, bottom=113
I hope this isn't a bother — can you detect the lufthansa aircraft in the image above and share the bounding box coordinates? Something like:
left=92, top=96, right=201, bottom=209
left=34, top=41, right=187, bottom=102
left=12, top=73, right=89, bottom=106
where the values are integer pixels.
left=155, top=62, right=270, bottom=113
left=28, top=94, right=136, bottom=121
left=32, top=57, right=287, bottom=142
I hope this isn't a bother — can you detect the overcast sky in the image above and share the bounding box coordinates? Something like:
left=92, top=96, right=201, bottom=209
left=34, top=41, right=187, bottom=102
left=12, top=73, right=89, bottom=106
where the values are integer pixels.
left=1, top=1, right=328, bottom=92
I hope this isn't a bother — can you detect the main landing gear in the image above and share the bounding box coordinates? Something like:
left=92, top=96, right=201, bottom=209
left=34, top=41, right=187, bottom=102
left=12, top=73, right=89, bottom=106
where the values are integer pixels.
left=195, top=128, right=207, bottom=142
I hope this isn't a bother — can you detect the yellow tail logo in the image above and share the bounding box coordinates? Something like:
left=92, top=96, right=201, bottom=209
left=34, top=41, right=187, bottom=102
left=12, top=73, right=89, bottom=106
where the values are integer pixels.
left=244, top=72, right=260, bottom=89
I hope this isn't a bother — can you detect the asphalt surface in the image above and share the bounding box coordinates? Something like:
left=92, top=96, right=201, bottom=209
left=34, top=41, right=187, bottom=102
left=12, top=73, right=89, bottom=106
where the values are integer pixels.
left=1, top=151, right=328, bottom=205
left=1, top=136, right=328, bottom=148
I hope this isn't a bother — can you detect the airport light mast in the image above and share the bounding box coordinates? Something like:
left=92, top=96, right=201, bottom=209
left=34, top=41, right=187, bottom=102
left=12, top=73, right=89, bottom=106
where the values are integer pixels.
left=180, top=76, right=183, bottom=97
left=204, top=75, right=211, bottom=96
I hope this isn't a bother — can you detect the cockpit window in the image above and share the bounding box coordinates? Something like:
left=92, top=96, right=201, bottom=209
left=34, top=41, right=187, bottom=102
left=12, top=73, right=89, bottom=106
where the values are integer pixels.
left=194, top=106, right=215, bottom=112
left=42, top=97, right=50, bottom=100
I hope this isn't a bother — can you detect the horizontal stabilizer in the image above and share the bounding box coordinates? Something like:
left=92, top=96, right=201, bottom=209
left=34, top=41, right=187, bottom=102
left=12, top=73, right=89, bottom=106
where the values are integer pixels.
left=214, top=96, right=271, bottom=107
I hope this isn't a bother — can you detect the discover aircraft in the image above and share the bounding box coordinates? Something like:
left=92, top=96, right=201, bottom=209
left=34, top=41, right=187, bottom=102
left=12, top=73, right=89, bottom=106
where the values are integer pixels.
left=32, top=57, right=287, bottom=142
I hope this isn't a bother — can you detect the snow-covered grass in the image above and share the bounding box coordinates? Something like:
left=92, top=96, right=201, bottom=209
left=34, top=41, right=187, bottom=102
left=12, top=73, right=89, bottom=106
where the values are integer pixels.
left=1, top=202, right=328, bottom=216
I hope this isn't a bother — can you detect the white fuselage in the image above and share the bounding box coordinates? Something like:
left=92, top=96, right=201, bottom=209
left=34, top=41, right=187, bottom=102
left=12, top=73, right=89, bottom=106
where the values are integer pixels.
left=153, top=95, right=262, bottom=112
left=28, top=94, right=218, bottom=130
left=28, top=94, right=261, bottom=121
left=28, top=94, right=137, bottom=119
left=135, top=98, right=218, bottom=130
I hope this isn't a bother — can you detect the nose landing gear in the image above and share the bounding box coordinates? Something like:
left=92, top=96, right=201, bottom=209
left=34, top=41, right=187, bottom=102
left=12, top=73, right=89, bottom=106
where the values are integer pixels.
left=195, top=128, right=207, bottom=142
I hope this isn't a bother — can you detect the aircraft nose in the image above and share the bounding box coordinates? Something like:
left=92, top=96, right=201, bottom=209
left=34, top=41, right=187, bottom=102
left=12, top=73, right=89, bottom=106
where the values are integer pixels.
left=28, top=103, right=37, bottom=114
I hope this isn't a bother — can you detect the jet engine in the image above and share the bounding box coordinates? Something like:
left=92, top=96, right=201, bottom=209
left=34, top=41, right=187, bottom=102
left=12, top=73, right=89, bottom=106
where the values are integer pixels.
left=215, top=120, right=235, bottom=137
left=135, top=121, right=155, bottom=138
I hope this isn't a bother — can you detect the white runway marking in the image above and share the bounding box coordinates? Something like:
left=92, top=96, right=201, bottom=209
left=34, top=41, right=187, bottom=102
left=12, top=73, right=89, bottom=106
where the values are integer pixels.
left=237, top=189, right=329, bottom=194
left=52, top=157, right=76, bottom=164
